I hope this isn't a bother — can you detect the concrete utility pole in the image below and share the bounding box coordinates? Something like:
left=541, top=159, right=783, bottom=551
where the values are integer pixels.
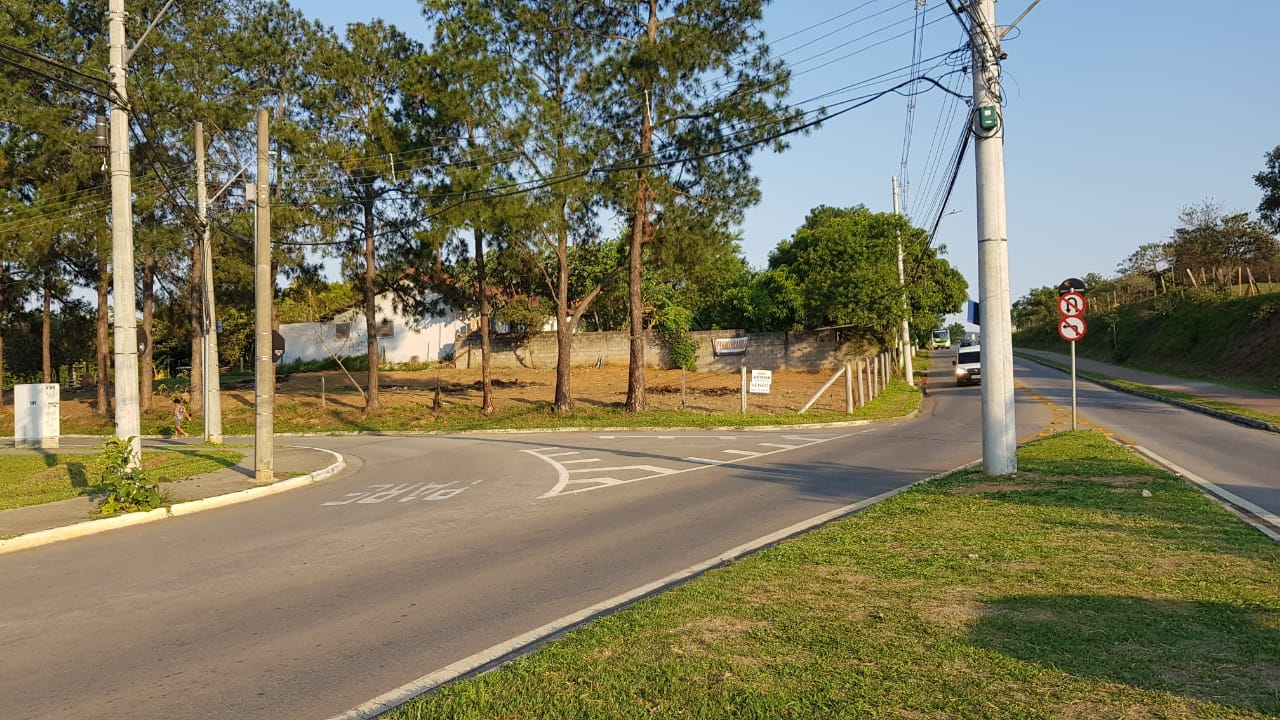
left=254, top=109, right=273, bottom=481
left=969, top=0, right=1017, bottom=474
left=107, top=0, right=141, bottom=465
left=194, top=122, right=223, bottom=443
left=892, top=176, right=914, bottom=387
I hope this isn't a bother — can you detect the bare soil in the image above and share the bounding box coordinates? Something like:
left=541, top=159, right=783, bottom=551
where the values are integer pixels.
left=3, top=364, right=870, bottom=435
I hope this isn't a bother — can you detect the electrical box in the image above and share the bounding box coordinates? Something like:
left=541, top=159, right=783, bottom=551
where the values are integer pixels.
left=15, top=383, right=60, bottom=449
left=978, top=105, right=999, bottom=130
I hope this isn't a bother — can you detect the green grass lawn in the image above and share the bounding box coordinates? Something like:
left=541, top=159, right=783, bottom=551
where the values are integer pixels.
left=384, top=431, right=1280, bottom=719
left=0, top=447, right=242, bottom=511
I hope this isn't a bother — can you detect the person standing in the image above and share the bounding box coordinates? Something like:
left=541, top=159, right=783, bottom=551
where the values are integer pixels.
left=173, top=397, right=190, bottom=438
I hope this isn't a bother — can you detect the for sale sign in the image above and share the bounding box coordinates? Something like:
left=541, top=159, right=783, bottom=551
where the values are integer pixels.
left=749, top=370, right=772, bottom=394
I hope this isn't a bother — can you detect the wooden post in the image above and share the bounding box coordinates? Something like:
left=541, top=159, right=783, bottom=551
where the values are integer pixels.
left=1246, top=266, right=1259, bottom=296
left=321, top=376, right=326, bottom=409
left=680, top=367, right=686, bottom=410
left=856, top=359, right=866, bottom=408
left=844, top=362, right=853, bottom=413
left=740, top=366, right=747, bottom=414
left=1187, top=268, right=1198, bottom=288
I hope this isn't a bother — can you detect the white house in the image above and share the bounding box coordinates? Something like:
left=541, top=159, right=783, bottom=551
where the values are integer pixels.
left=279, top=291, right=470, bottom=365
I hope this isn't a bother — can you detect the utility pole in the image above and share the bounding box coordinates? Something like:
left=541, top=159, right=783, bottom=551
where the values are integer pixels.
left=194, top=122, right=223, bottom=443
left=107, top=0, right=141, bottom=465
left=254, top=109, right=273, bottom=481
left=969, top=0, right=1017, bottom=474
left=892, top=176, right=914, bottom=387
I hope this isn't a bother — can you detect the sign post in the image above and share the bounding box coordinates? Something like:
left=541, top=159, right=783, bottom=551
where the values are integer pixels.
left=1056, top=288, right=1087, bottom=429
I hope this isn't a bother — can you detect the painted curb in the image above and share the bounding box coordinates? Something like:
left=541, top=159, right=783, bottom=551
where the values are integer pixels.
left=0, top=446, right=345, bottom=556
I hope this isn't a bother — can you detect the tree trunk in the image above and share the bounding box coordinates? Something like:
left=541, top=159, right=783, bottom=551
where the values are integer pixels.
left=465, top=124, right=493, bottom=415
left=41, top=281, right=52, bottom=384
left=553, top=219, right=574, bottom=414
left=95, top=256, right=111, bottom=415
left=624, top=1, right=660, bottom=413
left=142, top=252, right=157, bottom=412
left=362, top=194, right=381, bottom=414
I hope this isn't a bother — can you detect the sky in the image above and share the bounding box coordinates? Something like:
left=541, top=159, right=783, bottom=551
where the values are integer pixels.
left=297, top=0, right=1280, bottom=311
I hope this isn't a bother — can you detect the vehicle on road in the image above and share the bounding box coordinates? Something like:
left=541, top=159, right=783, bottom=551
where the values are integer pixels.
left=954, top=345, right=981, bottom=386
left=932, top=329, right=951, bottom=349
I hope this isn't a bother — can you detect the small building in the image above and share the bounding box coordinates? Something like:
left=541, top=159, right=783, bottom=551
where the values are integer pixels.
left=278, top=291, right=469, bottom=365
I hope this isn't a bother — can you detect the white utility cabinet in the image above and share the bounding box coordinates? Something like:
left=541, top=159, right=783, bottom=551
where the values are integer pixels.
left=15, top=383, right=60, bottom=449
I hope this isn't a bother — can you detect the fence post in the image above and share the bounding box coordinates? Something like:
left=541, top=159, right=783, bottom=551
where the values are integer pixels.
left=844, top=362, right=853, bottom=413
left=857, top=359, right=866, bottom=407
left=740, top=366, right=747, bottom=414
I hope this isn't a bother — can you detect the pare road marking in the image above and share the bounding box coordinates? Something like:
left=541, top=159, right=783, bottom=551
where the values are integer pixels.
left=321, top=479, right=484, bottom=506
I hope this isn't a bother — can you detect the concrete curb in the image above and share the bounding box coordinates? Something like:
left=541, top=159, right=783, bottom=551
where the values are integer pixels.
left=1014, top=351, right=1280, bottom=434
left=0, top=446, right=345, bottom=556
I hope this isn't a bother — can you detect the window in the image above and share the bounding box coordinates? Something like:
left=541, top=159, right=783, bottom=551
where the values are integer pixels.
left=334, top=322, right=351, bottom=340
left=377, top=319, right=394, bottom=338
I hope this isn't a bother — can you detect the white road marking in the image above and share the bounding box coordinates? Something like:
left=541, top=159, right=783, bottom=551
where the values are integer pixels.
left=526, top=429, right=874, bottom=498
left=568, top=465, right=676, bottom=476
left=326, top=463, right=947, bottom=720
left=1129, top=445, right=1280, bottom=540
left=560, top=458, right=601, bottom=465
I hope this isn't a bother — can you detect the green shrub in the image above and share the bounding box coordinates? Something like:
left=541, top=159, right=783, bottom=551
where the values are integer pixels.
left=653, top=305, right=699, bottom=371
left=97, top=437, right=163, bottom=515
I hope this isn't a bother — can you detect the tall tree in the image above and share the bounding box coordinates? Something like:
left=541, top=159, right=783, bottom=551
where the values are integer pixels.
left=301, top=20, right=426, bottom=415
left=422, top=0, right=623, bottom=415
left=593, top=0, right=804, bottom=411
left=1169, top=201, right=1279, bottom=277
left=1255, top=145, right=1280, bottom=234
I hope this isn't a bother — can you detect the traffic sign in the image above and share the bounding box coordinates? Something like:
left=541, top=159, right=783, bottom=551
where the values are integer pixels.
left=1057, top=316, right=1087, bottom=342
left=1057, top=291, right=1086, bottom=317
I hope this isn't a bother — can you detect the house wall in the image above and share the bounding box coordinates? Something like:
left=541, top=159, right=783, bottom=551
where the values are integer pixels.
left=279, top=293, right=469, bottom=365
left=455, top=328, right=866, bottom=372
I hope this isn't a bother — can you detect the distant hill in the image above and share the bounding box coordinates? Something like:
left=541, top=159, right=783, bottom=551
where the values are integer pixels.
left=1013, top=292, right=1280, bottom=394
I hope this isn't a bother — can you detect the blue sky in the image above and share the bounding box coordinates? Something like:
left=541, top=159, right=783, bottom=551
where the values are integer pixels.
left=298, top=0, right=1280, bottom=307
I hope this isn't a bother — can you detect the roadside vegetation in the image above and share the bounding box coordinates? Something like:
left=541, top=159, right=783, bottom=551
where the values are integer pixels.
left=383, top=430, right=1280, bottom=720
left=0, top=445, right=241, bottom=512
left=1015, top=292, right=1280, bottom=395
left=1013, top=351, right=1280, bottom=429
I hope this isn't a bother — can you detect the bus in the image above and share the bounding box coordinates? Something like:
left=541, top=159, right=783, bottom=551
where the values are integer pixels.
left=931, top=329, right=951, bottom=349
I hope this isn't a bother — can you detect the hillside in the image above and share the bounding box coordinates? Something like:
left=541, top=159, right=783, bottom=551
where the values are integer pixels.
left=1013, top=291, right=1280, bottom=394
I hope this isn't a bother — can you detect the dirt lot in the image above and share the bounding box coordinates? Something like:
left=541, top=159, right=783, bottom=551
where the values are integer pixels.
left=4, top=363, right=889, bottom=435
left=248, top=364, right=859, bottom=415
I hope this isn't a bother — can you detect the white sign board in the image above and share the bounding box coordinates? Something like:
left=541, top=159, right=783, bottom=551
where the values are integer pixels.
left=15, top=383, right=60, bottom=449
left=748, top=369, right=772, bottom=394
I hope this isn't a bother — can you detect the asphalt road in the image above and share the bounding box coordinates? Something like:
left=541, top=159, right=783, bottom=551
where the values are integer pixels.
left=9, top=350, right=1276, bottom=720
left=1012, top=356, right=1280, bottom=524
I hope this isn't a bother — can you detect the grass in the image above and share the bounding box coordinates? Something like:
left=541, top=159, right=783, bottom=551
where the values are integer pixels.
left=383, top=430, right=1280, bottom=720
left=1014, top=351, right=1280, bottom=428
left=0, top=447, right=243, bottom=511
left=1014, top=292, right=1280, bottom=394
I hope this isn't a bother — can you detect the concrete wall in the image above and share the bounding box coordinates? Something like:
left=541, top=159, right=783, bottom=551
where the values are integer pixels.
left=456, top=328, right=866, bottom=373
